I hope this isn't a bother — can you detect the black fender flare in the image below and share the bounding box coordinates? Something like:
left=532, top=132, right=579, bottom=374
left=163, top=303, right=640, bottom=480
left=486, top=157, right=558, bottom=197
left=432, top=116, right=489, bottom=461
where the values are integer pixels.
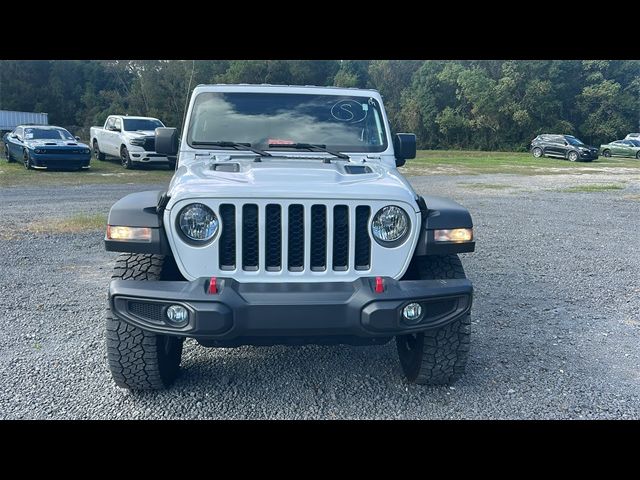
left=414, top=195, right=475, bottom=256
left=104, top=190, right=171, bottom=254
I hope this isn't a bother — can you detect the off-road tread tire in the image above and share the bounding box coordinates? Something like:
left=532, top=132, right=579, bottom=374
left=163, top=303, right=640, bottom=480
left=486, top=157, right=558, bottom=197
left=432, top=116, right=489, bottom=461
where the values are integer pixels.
left=106, top=253, right=183, bottom=390
left=396, top=254, right=471, bottom=385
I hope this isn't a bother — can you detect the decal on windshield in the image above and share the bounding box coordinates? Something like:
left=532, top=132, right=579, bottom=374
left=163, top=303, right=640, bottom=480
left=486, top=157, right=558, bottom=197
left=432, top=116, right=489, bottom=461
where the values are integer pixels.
left=330, top=100, right=368, bottom=123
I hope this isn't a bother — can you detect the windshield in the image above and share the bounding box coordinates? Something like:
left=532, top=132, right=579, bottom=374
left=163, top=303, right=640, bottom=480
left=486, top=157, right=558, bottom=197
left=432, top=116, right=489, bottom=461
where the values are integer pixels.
left=629, top=140, right=640, bottom=147
left=123, top=119, right=164, bottom=131
left=187, top=92, right=388, bottom=153
left=24, top=127, right=74, bottom=140
left=566, top=136, right=585, bottom=146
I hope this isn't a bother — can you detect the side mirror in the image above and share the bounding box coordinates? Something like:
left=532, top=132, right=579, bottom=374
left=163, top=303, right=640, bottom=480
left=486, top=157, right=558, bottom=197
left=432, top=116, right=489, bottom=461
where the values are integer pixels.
left=564, top=141, right=568, bottom=146
left=75, top=136, right=81, bottom=141
left=155, top=127, right=179, bottom=156
left=393, top=133, right=416, bottom=167
left=10, top=134, right=18, bottom=139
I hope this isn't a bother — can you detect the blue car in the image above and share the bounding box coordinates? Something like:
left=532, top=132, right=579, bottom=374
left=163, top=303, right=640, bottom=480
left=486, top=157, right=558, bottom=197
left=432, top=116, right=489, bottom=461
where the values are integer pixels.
left=3, top=125, right=91, bottom=170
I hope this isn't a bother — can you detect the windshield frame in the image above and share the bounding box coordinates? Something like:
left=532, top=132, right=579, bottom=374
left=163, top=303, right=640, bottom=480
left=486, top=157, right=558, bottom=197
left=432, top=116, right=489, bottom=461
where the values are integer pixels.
left=186, top=91, right=389, bottom=154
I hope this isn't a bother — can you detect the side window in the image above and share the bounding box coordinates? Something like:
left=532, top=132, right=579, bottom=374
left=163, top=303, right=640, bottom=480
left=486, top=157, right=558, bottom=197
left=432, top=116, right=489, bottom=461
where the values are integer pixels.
left=114, top=118, right=122, bottom=131
left=552, top=136, right=563, bottom=145
left=14, top=127, right=23, bottom=140
left=105, top=117, right=115, bottom=130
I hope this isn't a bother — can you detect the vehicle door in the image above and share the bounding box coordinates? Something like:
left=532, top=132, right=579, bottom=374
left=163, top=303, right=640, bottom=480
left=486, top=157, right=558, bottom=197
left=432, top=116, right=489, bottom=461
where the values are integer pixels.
left=611, top=141, right=626, bottom=156
left=111, top=117, right=123, bottom=156
left=103, top=117, right=119, bottom=156
left=620, top=140, right=635, bottom=157
left=545, top=136, right=564, bottom=156
left=8, top=127, right=24, bottom=158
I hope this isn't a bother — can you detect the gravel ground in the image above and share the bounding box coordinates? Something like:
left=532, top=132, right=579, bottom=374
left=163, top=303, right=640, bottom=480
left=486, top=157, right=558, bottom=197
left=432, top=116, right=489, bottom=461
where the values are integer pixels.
left=1, top=173, right=639, bottom=419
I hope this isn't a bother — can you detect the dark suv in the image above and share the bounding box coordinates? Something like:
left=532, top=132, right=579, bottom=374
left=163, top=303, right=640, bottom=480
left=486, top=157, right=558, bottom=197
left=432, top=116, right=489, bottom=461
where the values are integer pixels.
left=530, top=134, right=599, bottom=162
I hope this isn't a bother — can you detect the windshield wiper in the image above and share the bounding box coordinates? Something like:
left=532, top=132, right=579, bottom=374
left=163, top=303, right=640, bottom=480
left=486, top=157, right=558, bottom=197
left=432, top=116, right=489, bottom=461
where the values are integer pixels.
left=267, top=143, right=349, bottom=160
left=192, top=141, right=272, bottom=157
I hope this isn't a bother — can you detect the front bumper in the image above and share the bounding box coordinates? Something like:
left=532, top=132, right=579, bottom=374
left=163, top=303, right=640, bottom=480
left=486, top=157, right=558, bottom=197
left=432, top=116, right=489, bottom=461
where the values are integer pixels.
left=31, top=153, right=91, bottom=169
left=109, top=277, right=473, bottom=344
left=129, top=150, right=171, bottom=164
left=579, top=150, right=598, bottom=161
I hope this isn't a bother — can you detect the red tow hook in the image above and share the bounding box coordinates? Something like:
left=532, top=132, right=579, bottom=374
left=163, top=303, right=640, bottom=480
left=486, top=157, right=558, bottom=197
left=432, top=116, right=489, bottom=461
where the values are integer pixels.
left=375, top=276, right=385, bottom=293
left=208, top=277, right=218, bottom=294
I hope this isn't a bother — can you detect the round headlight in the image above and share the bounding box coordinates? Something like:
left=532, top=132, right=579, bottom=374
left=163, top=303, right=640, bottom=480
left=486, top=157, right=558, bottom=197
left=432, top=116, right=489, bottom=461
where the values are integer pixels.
left=178, top=203, right=219, bottom=242
left=371, top=206, right=410, bottom=246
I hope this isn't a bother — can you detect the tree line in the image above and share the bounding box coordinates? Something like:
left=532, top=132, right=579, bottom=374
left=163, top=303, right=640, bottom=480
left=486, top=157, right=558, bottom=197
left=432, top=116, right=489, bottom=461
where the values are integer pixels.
left=0, top=60, right=638, bottom=150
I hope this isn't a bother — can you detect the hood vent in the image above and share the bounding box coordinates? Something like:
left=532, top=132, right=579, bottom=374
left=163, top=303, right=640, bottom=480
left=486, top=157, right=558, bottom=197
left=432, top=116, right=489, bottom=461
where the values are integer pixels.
left=344, top=165, right=373, bottom=174
left=44, top=142, right=57, bottom=145
left=212, top=163, right=240, bottom=172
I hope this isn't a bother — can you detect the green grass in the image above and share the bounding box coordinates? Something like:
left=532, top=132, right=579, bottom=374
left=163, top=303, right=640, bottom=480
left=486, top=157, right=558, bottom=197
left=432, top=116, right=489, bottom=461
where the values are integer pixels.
left=401, top=150, right=640, bottom=176
left=0, top=143, right=173, bottom=187
left=27, top=213, right=107, bottom=234
left=562, top=184, right=626, bottom=193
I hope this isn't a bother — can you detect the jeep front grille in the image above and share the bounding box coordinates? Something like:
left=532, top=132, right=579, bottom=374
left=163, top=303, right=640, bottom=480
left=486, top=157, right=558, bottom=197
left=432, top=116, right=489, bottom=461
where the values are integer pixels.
left=217, top=202, right=371, bottom=273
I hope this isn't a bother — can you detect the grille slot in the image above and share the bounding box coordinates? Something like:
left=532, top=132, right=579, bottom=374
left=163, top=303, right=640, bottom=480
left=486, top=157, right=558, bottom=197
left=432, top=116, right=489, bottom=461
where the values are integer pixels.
left=332, top=205, right=349, bottom=270
left=218, top=204, right=236, bottom=270
left=288, top=204, right=305, bottom=271
left=310, top=205, right=327, bottom=271
left=355, top=206, right=371, bottom=270
left=129, top=302, right=163, bottom=323
left=265, top=204, right=282, bottom=271
left=242, top=204, right=259, bottom=270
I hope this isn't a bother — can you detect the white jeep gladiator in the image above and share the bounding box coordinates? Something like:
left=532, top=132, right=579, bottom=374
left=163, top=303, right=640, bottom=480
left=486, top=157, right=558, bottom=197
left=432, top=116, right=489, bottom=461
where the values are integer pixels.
left=104, top=84, right=476, bottom=390
left=90, top=115, right=175, bottom=169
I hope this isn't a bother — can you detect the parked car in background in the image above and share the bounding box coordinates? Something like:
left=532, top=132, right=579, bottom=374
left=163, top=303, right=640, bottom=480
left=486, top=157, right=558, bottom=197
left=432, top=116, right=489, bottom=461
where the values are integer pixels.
left=599, top=139, right=640, bottom=159
left=90, top=115, right=175, bottom=169
left=624, top=133, right=639, bottom=141
left=530, top=134, right=599, bottom=162
left=3, top=125, right=91, bottom=170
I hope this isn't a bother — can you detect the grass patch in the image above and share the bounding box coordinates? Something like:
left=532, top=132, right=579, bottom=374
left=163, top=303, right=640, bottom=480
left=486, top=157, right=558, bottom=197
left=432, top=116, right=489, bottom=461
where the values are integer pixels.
left=400, top=150, right=640, bottom=176
left=0, top=143, right=172, bottom=187
left=562, top=184, right=625, bottom=193
left=27, top=213, right=107, bottom=234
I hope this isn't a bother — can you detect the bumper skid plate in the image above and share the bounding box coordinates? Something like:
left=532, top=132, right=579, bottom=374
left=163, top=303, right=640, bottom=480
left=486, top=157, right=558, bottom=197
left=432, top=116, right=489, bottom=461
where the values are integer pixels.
left=109, top=277, right=473, bottom=340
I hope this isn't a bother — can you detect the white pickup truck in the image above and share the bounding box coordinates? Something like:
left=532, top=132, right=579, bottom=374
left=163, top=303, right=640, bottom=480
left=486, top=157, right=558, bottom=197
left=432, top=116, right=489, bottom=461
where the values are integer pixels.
left=90, top=115, right=175, bottom=169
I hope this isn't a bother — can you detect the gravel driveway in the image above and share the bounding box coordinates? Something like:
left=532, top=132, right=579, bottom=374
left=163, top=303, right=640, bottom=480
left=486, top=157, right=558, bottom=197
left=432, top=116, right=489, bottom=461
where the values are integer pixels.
left=1, top=174, right=639, bottom=419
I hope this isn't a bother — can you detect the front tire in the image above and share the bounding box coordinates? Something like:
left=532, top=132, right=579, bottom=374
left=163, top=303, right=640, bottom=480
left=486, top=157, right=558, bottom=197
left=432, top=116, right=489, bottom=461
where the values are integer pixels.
left=23, top=150, right=32, bottom=170
left=106, top=254, right=184, bottom=390
left=396, top=254, right=471, bottom=385
left=532, top=147, right=543, bottom=158
left=120, top=145, right=133, bottom=169
left=93, top=140, right=106, bottom=161
left=568, top=151, right=579, bottom=162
